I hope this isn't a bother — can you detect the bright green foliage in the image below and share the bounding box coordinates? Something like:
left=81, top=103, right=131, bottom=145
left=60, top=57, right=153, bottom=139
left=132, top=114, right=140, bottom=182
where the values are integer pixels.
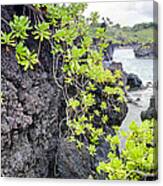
left=68, top=98, right=80, bottom=110
left=46, top=4, right=72, bottom=27
left=1, top=31, right=16, bottom=46
left=94, top=110, right=100, bottom=116
left=16, top=42, right=38, bottom=71
left=100, top=101, right=107, bottom=110
left=89, top=12, right=100, bottom=26
left=41, top=4, right=126, bottom=167
left=102, top=115, right=109, bottom=124
left=71, top=46, right=86, bottom=60
left=95, top=28, right=106, bottom=39
left=76, top=140, right=84, bottom=149
left=86, top=82, right=96, bottom=91
left=88, top=144, right=96, bottom=156
left=33, top=4, right=47, bottom=11
left=97, top=119, right=157, bottom=180
left=81, top=92, right=96, bottom=109
left=53, top=27, right=78, bottom=47
left=90, top=128, right=103, bottom=144
left=32, top=22, right=51, bottom=41
left=46, top=3, right=87, bottom=27
left=68, top=3, right=87, bottom=17
left=104, top=86, right=124, bottom=96
left=9, top=15, right=32, bottom=40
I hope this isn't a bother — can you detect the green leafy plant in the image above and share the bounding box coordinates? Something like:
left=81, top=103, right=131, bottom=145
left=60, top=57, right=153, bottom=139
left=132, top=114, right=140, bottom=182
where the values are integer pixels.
left=32, top=22, right=51, bottom=42
left=53, top=27, right=78, bottom=46
left=68, top=98, right=80, bottom=110
left=100, top=101, right=107, bottom=110
left=97, top=119, right=157, bottom=180
left=40, top=5, right=128, bottom=172
left=102, top=115, right=109, bottom=124
left=88, top=144, right=96, bottom=156
left=89, top=12, right=100, bottom=26
left=9, top=15, right=32, bottom=40
left=1, top=31, right=16, bottom=46
left=16, top=42, right=38, bottom=71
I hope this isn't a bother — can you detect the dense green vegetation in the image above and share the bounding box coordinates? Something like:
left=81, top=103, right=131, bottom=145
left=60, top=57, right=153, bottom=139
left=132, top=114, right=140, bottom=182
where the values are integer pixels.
left=97, top=119, right=157, bottom=180
left=1, top=3, right=157, bottom=180
left=88, top=12, right=157, bottom=45
left=106, top=26, right=155, bottom=44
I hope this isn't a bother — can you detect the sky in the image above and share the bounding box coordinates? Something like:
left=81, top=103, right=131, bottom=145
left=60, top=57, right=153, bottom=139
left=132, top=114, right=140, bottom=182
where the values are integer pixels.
left=84, top=0, right=153, bottom=26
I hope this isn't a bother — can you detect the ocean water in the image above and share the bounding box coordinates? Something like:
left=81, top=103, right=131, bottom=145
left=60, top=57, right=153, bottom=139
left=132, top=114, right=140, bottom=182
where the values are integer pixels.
left=113, top=48, right=154, bottom=84
left=113, top=48, right=154, bottom=130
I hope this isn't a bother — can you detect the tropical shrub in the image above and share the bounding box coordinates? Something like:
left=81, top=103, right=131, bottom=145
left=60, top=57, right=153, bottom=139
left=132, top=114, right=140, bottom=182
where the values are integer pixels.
left=97, top=119, right=157, bottom=180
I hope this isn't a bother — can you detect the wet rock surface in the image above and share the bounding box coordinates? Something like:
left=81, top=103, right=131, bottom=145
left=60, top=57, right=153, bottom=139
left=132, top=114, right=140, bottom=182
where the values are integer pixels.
left=126, top=73, right=142, bottom=91
left=141, top=96, right=157, bottom=121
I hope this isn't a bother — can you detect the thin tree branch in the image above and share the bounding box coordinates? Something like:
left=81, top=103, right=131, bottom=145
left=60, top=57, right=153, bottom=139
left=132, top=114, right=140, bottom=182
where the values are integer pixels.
left=1, top=17, right=10, bottom=26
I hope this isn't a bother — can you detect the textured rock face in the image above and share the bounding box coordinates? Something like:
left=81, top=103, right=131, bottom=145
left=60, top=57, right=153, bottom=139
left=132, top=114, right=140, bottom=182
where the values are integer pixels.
left=57, top=140, right=91, bottom=179
left=1, top=46, right=61, bottom=177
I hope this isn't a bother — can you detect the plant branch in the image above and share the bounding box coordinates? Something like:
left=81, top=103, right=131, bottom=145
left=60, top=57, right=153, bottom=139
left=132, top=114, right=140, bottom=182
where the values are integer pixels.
left=37, top=40, right=41, bottom=58
left=125, top=170, right=157, bottom=180
left=1, top=17, right=10, bottom=26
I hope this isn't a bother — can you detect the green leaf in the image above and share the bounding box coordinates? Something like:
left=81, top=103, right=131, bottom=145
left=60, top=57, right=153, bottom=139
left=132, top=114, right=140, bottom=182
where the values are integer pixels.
left=129, top=121, right=138, bottom=131
left=68, top=98, right=80, bottom=109
left=88, top=144, right=96, bottom=156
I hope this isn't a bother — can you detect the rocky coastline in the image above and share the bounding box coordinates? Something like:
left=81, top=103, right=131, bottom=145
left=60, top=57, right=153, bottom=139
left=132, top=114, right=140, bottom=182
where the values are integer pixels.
left=1, top=5, right=157, bottom=179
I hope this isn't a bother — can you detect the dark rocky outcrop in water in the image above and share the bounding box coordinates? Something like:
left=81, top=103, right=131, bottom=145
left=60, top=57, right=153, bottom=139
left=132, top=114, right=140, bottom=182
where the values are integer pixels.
left=104, top=62, right=143, bottom=92
left=133, top=43, right=157, bottom=59
left=141, top=96, right=157, bottom=121
left=1, top=5, right=128, bottom=178
left=126, top=73, right=142, bottom=91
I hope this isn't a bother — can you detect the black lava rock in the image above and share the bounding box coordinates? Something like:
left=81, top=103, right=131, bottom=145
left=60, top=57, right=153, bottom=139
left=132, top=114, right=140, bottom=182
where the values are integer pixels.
left=127, top=73, right=142, bottom=91
left=57, top=140, right=91, bottom=179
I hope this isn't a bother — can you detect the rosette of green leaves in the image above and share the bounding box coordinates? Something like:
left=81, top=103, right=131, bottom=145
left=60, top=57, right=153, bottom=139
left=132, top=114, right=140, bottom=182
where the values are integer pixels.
left=9, top=15, right=32, bottom=40
left=32, top=22, right=51, bottom=42
left=1, top=31, right=16, bottom=46
left=16, top=42, right=38, bottom=71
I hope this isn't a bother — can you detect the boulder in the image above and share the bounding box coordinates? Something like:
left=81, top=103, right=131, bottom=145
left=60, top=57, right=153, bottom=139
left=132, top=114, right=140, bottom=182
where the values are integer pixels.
left=126, top=73, right=142, bottom=91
